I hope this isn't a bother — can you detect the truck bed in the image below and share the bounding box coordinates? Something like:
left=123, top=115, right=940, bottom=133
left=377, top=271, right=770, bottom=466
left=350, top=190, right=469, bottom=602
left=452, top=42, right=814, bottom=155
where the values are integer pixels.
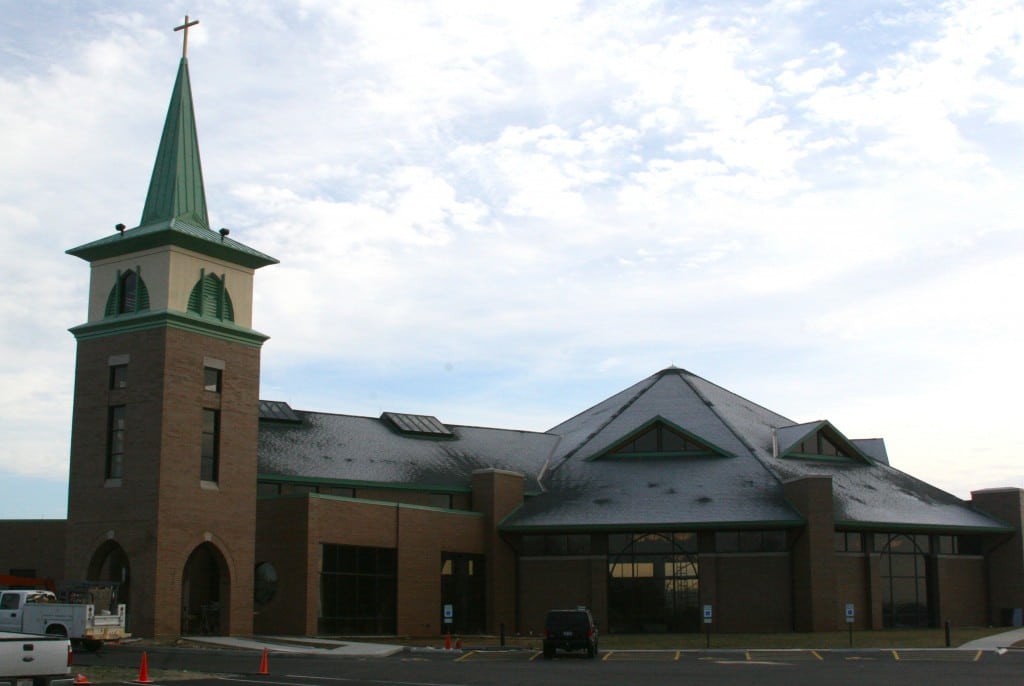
left=0, top=631, right=72, bottom=686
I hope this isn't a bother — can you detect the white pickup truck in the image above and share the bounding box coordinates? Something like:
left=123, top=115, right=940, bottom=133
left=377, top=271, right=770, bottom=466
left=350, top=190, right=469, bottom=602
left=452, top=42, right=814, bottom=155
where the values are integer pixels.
left=0, top=631, right=72, bottom=686
left=0, top=591, right=128, bottom=651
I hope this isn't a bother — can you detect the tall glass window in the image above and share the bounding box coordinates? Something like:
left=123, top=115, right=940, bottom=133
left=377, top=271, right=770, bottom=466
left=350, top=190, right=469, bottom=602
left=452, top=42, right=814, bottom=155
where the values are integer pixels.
left=319, top=544, right=396, bottom=634
left=878, top=533, right=930, bottom=628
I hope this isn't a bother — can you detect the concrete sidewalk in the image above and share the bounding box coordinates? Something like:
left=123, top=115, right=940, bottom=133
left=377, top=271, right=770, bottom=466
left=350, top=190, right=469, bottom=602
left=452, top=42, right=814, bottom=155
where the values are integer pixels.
left=186, top=628, right=1024, bottom=657
left=957, top=627, right=1024, bottom=651
left=186, top=635, right=404, bottom=657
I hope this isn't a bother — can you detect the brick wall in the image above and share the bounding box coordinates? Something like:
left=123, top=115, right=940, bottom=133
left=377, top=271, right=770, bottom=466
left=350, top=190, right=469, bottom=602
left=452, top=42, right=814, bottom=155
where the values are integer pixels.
left=66, top=325, right=261, bottom=637
left=0, top=520, right=66, bottom=581
left=708, top=553, right=792, bottom=632
left=937, top=556, right=987, bottom=626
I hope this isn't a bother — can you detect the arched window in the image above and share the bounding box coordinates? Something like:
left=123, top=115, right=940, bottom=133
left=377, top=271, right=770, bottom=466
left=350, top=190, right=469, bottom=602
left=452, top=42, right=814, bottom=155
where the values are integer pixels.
left=607, top=532, right=700, bottom=633
left=878, top=533, right=931, bottom=628
left=104, top=269, right=150, bottom=316
left=187, top=273, right=235, bottom=321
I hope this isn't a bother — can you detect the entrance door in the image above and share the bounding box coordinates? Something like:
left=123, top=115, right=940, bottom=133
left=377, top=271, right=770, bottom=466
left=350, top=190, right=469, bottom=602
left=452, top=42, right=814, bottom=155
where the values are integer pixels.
left=181, top=543, right=228, bottom=635
left=440, top=552, right=485, bottom=634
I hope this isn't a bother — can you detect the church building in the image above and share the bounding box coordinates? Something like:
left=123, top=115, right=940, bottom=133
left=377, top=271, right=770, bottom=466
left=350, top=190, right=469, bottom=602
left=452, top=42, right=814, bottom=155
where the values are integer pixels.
left=2, top=33, right=1024, bottom=640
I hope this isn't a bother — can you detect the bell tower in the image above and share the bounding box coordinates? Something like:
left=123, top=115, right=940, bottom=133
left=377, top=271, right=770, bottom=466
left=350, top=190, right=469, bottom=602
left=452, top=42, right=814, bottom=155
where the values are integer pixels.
left=64, top=20, right=277, bottom=638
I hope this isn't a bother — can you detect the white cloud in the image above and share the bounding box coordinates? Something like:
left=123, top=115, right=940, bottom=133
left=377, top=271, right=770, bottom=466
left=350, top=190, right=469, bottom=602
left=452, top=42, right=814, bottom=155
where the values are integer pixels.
left=1, top=0, right=1024, bottom=516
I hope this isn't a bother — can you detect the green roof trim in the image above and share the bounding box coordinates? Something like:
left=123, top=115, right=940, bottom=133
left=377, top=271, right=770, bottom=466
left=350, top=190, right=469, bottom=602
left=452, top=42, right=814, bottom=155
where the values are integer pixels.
left=833, top=519, right=1015, bottom=534
left=257, top=473, right=473, bottom=494
left=69, top=309, right=269, bottom=347
left=141, top=57, right=209, bottom=230
left=66, top=217, right=278, bottom=269
left=498, top=518, right=806, bottom=534
left=261, top=491, right=486, bottom=518
left=309, top=492, right=484, bottom=517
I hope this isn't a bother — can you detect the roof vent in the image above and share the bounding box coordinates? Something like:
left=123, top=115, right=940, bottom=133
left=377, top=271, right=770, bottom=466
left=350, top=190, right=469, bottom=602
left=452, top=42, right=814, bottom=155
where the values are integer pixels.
left=381, top=412, right=454, bottom=438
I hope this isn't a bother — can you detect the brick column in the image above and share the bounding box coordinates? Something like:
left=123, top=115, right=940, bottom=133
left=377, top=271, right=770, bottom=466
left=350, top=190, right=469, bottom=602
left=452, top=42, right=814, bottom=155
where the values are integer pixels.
left=783, top=476, right=838, bottom=631
left=970, top=488, right=1024, bottom=625
left=471, top=469, right=525, bottom=634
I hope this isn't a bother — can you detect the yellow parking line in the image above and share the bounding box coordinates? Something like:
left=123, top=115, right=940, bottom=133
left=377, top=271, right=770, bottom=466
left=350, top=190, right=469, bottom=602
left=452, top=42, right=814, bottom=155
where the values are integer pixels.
left=811, top=650, right=823, bottom=661
left=892, top=650, right=900, bottom=661
left=745, top=650, right=751, bottom=661
left=973, top=650, right=982, bottom=662
left=529, top=651, right=542, bottom=661
left=601, top=651, right=612, bottom=661
left=674, top=650, right=680, bottom=661
left=455, top=651, right=475, bottom=662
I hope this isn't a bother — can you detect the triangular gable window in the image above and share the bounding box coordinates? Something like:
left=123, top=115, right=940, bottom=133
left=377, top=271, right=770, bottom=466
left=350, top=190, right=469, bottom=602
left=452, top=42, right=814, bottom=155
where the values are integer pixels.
left=796, top=433, right=848, bottom=458
left=777, top=421, right=872, bottom=464
left=604, top=419, right=724, bottom=459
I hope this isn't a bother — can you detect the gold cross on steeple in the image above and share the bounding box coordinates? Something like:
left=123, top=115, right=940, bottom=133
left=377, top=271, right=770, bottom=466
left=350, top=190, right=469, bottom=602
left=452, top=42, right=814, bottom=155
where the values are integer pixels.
left=174, top=15, right=199, bottom=58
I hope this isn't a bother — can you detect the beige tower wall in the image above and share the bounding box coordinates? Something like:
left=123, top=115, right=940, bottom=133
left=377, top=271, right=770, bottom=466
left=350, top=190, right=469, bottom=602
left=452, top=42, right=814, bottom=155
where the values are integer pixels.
left=86, top=246, right=256, bottom=328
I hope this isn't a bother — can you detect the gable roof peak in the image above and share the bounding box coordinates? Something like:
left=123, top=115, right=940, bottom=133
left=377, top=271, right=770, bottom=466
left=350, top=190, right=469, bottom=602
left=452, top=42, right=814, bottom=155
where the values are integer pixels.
left=139, top=56, right=210, bottom=231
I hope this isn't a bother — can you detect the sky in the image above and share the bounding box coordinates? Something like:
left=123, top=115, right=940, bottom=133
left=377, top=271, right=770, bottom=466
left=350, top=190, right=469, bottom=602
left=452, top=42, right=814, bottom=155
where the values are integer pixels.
left=0, top=0, right=1022, bottom=519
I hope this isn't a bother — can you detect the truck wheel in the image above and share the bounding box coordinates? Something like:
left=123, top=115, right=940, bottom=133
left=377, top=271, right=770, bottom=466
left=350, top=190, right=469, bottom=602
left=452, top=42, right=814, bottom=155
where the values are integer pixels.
left=45, top=625, right=68, bottom=638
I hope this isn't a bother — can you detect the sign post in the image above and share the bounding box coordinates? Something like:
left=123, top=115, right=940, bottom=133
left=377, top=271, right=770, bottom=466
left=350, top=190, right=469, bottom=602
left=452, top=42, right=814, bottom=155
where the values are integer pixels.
left=845, top=603, right=855, bottom=647
left=703, top=604, right=713, bottom=649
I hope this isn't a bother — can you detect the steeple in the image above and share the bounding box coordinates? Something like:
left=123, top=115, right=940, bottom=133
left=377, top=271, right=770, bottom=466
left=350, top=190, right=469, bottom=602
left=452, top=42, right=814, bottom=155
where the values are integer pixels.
left=139, top=56, right=210, bottom=230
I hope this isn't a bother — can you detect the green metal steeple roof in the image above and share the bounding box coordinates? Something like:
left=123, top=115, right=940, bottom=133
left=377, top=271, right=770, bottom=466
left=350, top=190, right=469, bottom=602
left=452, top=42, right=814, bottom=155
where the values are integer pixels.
left=67, top=53, right=277, bottom=269
left=140, top=57, right=209, bottom=229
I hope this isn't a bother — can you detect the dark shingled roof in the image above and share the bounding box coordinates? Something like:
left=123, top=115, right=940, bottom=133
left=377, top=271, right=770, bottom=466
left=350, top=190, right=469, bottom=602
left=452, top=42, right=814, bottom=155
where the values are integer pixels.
left=258, top=409, right=557, bottom=493
left=256, top=367, right=1009, bottom=534
left=501, top=367, right=1009, bottom=533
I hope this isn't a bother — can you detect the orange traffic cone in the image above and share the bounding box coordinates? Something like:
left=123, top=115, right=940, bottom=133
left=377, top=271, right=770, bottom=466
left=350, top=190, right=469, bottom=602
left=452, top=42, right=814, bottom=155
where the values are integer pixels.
left=455, top=637, right=462, bottom=650
left=73, top=675, right=92, bottom=685
left=134, top=651, right=154, bottom=684
left=444, top=633, right=451, bottom=650
left=258, top=647, right=269, bottom=675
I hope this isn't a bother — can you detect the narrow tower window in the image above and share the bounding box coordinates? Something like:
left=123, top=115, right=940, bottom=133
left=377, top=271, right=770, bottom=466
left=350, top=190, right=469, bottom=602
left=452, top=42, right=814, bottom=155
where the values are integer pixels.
left=203, top=367, right=222, bottom=393
left=107, top=406, right=126, bottom=479
left=109, top=364, right=127, bottom=390
left=104, top=270, right=150, bottom=317
left=120, top=271, right=138, bottom=313
left=201, top=409, right=220, bottom=482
